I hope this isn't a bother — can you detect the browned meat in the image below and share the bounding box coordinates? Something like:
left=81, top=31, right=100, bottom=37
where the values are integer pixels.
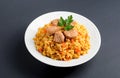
left=51, top=19, right=59, bottom=26
left=53, top=31, right=65, bottom=43
left=64, top=29, right=78, bottom=38
left=46, top=26, right=61, bottom=35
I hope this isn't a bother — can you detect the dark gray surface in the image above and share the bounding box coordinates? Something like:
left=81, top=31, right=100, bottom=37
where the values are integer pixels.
left=0, top=0, right=120, bottom=78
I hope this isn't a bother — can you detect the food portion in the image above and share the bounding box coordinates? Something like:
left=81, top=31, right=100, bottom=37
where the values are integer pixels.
left=33, top=15, right=90, bottom=61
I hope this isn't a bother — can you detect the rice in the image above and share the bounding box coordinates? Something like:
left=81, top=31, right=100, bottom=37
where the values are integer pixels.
left=33, top=21, right=90, bottom=61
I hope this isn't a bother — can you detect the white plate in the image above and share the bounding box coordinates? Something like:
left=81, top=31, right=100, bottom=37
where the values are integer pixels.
left=24, top=11, right=101, bottom=67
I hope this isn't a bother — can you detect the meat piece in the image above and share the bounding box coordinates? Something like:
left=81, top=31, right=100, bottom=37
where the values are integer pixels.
left=64, top=29, right=78, bottom=38
left=51, top=19, right=59, bottom=26
left=46, top=26, right=61, bottom=35
left=53, top=31, right=65, bottom=43
left=70, top=21, right=77, bottom=26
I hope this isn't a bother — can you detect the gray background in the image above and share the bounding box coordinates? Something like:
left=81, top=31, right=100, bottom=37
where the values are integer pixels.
left=0, top=0, right=120, bottom=78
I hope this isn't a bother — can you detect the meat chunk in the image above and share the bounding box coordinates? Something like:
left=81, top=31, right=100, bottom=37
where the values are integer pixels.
left=51, top=19, right=59, bottom=26
left=53, top=31, right=65, bottom=43
left=70, top=21, right=77, bottom=26
left=64, top=29, right=78, bottom=38
left=46, top=26, right=61, bottom=35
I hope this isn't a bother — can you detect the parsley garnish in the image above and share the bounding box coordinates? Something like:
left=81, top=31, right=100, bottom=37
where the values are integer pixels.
left=64, top=25, right=74, bottom=30
left=58, top=15, right=74, bottom=31
left=58, top=17, right=65, bottom=26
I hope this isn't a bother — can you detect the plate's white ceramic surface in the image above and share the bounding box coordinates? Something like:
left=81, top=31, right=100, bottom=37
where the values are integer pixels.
left=24, top=11, right=101, bottom=67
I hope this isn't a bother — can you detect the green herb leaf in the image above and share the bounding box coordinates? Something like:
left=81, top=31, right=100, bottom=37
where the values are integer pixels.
left=66, top=15, right=73, bottom=26
left=64, top=25, right=74, bottom=31
left=58, top=15, right=74, bottom=30
left=58, top=17, right=65, bottom=26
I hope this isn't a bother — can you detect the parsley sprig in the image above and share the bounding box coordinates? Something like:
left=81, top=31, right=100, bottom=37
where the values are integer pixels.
left=58, top=15, right=74, bottom=31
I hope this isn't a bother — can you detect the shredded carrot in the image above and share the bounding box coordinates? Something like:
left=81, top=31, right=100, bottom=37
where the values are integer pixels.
left=66, top=56, right=71, bottom=61
left=66, top=49, right=69, bottom=52
left=60, top=52, right=64, bottom=55
left=75, top=47, right=81, bottom=53
left=43, top=29, right=47, bottom=33
left=78, top=32, right=81, bottom=35
left=62, top=42, right=66, bottom=48
left=38, top=48, right=43, bottom=52
left=71, top=39, right=74, bottom=44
